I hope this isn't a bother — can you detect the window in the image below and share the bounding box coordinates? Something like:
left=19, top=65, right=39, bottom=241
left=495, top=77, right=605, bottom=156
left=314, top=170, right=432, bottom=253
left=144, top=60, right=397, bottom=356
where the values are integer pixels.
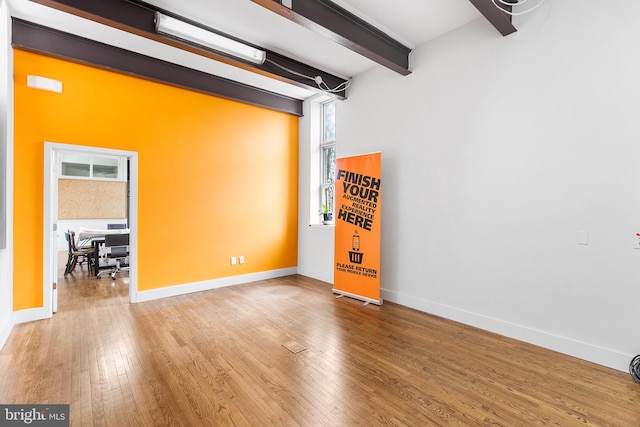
left=59, top=152, right=125, bottom=181
left=320, top=100, right=336, bottom=215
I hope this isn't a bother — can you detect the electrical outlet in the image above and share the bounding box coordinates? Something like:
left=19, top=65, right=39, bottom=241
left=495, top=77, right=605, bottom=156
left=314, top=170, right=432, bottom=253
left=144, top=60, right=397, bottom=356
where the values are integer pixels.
left=239, top=256, right=245, bottom=264
left=230, top=256, right=237, bottom=265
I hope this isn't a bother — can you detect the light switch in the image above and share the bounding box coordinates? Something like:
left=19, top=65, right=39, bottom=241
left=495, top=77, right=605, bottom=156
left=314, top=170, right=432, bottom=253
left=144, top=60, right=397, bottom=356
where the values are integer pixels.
left=577, top=231, right=589, bottom=245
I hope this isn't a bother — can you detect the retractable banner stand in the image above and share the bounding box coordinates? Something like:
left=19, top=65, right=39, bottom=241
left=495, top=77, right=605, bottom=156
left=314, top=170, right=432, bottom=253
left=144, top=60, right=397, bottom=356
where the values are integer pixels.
left=333, top=152, right=382, bottom=305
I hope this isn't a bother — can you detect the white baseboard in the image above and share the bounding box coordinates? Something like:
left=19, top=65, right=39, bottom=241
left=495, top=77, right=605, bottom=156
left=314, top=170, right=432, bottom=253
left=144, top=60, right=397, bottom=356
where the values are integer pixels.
left=13, top=307, right=49, bottom=324
left=381, top=288, right=632, bottom=373
left=135, top=267, right=298, bottom=303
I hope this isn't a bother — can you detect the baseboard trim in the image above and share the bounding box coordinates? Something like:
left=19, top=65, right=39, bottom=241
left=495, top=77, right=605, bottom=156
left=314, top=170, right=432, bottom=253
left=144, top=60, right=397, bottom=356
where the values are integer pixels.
left=381, top=288, right=632, bottom=373
left=13, top=307, right=49, bottom=324
left=135, top=267, right=298, bottom=303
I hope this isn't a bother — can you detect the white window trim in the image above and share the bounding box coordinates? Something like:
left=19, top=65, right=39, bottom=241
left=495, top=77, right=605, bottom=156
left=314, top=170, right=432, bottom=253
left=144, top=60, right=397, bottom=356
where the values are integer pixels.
left=58, top=151, right=126, bottom=182
left=307, top=94, right=335, bottom=226
left=320, top=99, right=336, bottom=216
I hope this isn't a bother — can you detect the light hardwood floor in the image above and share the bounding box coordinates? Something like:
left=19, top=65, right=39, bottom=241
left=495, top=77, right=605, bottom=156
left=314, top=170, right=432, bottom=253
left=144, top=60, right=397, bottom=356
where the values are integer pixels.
left=1, top=260, right=640, bottom=426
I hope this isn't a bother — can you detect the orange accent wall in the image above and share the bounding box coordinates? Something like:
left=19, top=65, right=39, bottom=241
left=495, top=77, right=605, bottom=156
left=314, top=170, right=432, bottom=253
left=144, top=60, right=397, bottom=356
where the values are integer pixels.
left=13, top=49, right=298, bottom=310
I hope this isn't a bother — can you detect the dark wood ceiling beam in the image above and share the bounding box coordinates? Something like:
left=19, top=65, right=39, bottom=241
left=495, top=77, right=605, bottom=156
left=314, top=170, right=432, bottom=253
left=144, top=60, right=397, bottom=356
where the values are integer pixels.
left=251, top=0, right=412, bottom=76
left=27, top=0, right=348, bottom=98
left=467, top=0, right=517, bottom=36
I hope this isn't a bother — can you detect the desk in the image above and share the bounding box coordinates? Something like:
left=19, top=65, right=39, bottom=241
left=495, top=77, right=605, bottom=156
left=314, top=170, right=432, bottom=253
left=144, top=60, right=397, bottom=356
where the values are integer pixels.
left=77, top=228, right=130, bottom=276
left=91, top=238, right=105, bottom=276
left=78, top=227, right=129, bottom=245
left=90, top=237, right=131, bottom=277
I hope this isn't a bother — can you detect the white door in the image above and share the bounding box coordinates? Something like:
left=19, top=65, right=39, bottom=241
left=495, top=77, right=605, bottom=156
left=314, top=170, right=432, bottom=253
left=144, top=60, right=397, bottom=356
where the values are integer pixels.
left=46, top=148, right=59, bottom=313
left=52, top=229, right=58, bottom=313
left=52, top=160, right=58, bottom=314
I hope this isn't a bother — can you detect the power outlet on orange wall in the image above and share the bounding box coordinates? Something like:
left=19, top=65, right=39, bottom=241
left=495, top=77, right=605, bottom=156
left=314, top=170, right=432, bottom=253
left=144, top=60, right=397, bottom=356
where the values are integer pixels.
left=230, top=256, right=237, bottom=266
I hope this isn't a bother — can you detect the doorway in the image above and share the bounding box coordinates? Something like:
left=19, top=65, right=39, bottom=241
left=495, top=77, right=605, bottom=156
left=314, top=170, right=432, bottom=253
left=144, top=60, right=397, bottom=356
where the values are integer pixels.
left=43, top=142, right=138, bottom=317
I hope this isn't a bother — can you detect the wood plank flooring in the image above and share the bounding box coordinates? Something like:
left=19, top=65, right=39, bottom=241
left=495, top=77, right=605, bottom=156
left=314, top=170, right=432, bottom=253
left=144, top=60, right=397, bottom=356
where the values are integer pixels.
left=1, top=260, right=640, bottom=425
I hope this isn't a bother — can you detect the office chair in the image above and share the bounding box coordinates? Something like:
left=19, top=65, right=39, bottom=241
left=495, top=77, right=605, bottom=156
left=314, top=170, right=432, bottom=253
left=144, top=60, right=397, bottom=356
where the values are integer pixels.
left=97, top=233, right=130, bottom=280
left=64, top=230, right=95, bottom=275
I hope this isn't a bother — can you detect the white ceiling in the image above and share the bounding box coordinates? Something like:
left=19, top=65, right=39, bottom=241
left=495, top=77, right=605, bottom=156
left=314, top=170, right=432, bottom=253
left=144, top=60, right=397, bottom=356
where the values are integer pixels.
left=143, top=0, right=482, bottom=78
left=8, top=0, right=487, bottom=100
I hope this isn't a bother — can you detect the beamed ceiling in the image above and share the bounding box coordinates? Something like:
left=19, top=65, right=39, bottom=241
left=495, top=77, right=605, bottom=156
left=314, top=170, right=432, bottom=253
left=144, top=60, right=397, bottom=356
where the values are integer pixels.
left=8, top=0, right=518, bottom=108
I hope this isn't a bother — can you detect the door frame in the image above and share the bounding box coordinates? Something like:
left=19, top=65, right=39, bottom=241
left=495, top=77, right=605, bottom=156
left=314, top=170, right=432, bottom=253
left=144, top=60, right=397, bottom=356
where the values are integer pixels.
left=43, top=142, right=139, bottom=317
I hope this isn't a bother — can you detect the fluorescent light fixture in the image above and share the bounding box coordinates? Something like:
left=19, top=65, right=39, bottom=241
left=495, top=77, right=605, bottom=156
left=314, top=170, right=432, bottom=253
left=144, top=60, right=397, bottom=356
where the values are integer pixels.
left=492, top=0, right=544, bottom=16
left=154, top=12, right=266, bottom=65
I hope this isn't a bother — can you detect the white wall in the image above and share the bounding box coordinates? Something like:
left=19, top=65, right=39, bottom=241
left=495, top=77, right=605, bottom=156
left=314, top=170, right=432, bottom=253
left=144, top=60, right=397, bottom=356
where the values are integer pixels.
left=298, top=97, right=335, bottom=283
left=0, top=0, right=14, bottom=349
left=298, top=0, right=640, bottom=371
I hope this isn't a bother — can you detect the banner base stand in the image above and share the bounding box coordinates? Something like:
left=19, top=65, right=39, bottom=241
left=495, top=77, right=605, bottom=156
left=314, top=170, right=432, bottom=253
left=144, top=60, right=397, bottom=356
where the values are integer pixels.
left=333, top=288, right=383, bottom=306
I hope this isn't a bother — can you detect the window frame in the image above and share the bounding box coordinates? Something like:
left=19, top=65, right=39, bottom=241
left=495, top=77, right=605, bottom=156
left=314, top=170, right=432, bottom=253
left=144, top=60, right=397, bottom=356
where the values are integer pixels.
left=58, top=151, right=126, bottom=182
left=319, top=99, right=336, bottom=216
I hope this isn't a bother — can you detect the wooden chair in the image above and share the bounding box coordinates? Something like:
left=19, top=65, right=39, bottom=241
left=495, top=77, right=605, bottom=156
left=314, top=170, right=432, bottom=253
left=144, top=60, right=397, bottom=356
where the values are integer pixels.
left=64, top=230, right=95, bottom=275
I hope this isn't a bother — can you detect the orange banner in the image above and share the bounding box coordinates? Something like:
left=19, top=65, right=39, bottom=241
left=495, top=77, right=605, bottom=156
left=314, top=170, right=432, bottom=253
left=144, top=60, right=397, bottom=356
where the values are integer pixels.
left=333, top=152, right=382, bottom=305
